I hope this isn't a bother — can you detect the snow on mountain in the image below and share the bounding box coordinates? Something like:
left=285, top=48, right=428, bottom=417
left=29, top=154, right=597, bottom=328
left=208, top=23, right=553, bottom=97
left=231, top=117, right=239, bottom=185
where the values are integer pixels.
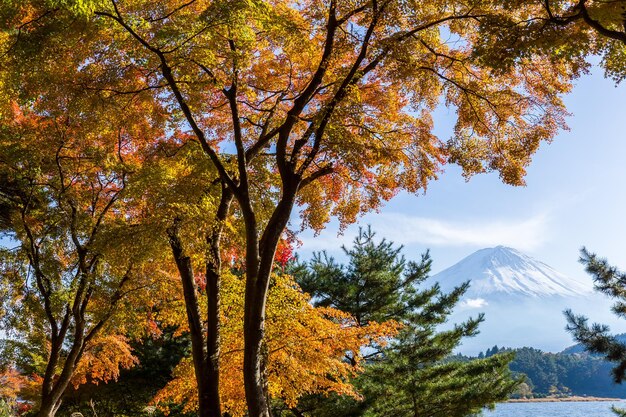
left=432, top=246, right=592, bottom=299
left=428, top=246, right=623, bottom=354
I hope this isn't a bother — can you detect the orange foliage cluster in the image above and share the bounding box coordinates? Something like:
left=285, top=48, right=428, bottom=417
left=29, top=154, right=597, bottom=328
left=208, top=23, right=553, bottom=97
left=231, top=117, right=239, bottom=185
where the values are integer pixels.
left=71, top=335, right=138, bottom=389
left=0, top=367, right=27, bottom=401
left=154, top=272, right=399, bottom=416
left=0, top=367, right=41, bottom=408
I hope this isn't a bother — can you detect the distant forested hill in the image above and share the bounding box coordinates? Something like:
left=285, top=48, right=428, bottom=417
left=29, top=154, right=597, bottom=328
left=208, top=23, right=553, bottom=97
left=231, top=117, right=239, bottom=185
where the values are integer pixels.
left=460, top=344, right=626, bottom=398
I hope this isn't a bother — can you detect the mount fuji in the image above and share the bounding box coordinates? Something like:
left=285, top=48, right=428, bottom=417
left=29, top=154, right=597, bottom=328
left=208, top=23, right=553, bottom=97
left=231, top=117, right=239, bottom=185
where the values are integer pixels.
left=433, top=246, right=592, bottom=299
left=430, top=246, right=621, bottom=354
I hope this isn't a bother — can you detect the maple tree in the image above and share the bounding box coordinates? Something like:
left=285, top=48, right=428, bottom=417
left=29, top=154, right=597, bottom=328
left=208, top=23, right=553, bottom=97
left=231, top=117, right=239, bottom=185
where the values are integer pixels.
left=0, top=67, right=176, bottom=416
left=130, top=126, right=241, bottom=417
left=473, top=1, right=626, bottom=83
left=154, top=269, right=398, bottom=417
left=1, top=1, right=620, bottom=416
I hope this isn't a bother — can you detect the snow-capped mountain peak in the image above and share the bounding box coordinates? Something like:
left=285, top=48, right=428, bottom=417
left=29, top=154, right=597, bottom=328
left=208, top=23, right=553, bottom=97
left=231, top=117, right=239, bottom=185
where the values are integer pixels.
left=432, top=246, right=592, bottom=298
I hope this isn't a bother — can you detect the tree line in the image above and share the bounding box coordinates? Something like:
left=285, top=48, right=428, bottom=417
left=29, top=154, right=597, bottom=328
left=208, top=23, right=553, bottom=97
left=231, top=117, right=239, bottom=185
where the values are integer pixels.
left=469, top=344, right=626, bottom=398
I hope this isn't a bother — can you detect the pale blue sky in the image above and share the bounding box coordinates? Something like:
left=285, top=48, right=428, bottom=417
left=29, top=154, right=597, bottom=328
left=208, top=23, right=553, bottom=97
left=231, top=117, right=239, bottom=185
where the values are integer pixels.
left=298, top=64, right=626, bottom=286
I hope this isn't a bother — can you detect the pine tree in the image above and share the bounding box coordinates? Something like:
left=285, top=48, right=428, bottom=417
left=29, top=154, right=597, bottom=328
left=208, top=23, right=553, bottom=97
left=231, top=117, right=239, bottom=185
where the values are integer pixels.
left=565, top=248, right=626, bottom=417
left=288, top=227, right=519, bottom=417
left=486, top=346, right=500, bottom=358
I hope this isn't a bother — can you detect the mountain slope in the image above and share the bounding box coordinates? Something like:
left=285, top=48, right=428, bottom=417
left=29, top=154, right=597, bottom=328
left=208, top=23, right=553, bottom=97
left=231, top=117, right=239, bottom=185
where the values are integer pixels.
left=432, top=246, right=592, bottom=298
left=428, top=246, right=623, bottom=354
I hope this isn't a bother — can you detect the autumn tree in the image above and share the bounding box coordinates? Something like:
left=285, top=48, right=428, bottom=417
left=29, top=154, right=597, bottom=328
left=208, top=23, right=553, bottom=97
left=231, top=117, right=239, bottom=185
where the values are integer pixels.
left=289, top=228, right=517, bottom=417
left=1, top=1, right=606, bottom=416
left=0, top=5, right=241, bottom=416
left=0, top=73, right=175, bottom=416
left=130, top=122, right=237, bottom=417
left=474, top=1, right=626, bottom=82
left=153, top=269, right=397, bottom=417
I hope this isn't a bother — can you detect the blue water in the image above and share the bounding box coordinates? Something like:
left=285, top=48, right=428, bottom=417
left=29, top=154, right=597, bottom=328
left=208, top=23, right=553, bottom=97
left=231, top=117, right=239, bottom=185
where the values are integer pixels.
left=483, top=401, right=626, bottom=417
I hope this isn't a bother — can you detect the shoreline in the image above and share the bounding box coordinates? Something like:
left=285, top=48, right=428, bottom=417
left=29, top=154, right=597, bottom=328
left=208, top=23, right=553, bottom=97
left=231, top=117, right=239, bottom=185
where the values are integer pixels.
left=508, top=396, right=624, bottom=403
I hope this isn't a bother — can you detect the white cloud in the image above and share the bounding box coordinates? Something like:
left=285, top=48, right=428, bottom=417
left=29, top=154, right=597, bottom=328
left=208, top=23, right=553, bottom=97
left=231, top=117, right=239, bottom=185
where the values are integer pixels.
left=459, top=298, right=488, bottom=309
left=367, top=212, right=550, bottom=251
left=298, top=211, right=550, bottom=253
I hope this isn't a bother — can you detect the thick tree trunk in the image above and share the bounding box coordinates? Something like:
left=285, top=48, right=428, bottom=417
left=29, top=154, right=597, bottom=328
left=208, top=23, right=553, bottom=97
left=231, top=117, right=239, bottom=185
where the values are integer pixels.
left=242, top=210, right=270, bottom=417
left=203, top=186, right=232, bottom=417
left=168, top=224, right=221, bottom=417
left=243, top=281, right=272, bottom=417
left=36, top=394, right=62, bottom=417
left=242, top=185, right=298, bottom=417
left=35, top=342, right=82, bottom=417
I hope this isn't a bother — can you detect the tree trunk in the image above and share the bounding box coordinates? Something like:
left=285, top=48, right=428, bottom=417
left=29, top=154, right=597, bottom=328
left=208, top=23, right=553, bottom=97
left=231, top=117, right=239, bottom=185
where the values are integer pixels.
left=168, top=223, right=221, bottom=417
left=243, top=280, right=272, bottom=417
left=205, top=253, right=222, bottom=417
left=36, top=394, right=62, bottom=417
left=203, top=185, right=232, bottom=417
left=242, top=185, right=298, bottom=417
left=35, top=345, right=81, bottom=417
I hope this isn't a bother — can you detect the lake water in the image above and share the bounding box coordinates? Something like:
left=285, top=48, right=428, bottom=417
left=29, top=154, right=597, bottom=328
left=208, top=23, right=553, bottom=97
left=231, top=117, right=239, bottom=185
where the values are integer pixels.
left=482, top=401, right=626, bottom=417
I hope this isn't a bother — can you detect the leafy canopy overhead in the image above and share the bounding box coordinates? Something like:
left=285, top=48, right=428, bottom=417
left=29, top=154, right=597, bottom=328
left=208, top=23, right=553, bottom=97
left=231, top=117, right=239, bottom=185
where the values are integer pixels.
left=0, top=0, right=591, bottom=230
